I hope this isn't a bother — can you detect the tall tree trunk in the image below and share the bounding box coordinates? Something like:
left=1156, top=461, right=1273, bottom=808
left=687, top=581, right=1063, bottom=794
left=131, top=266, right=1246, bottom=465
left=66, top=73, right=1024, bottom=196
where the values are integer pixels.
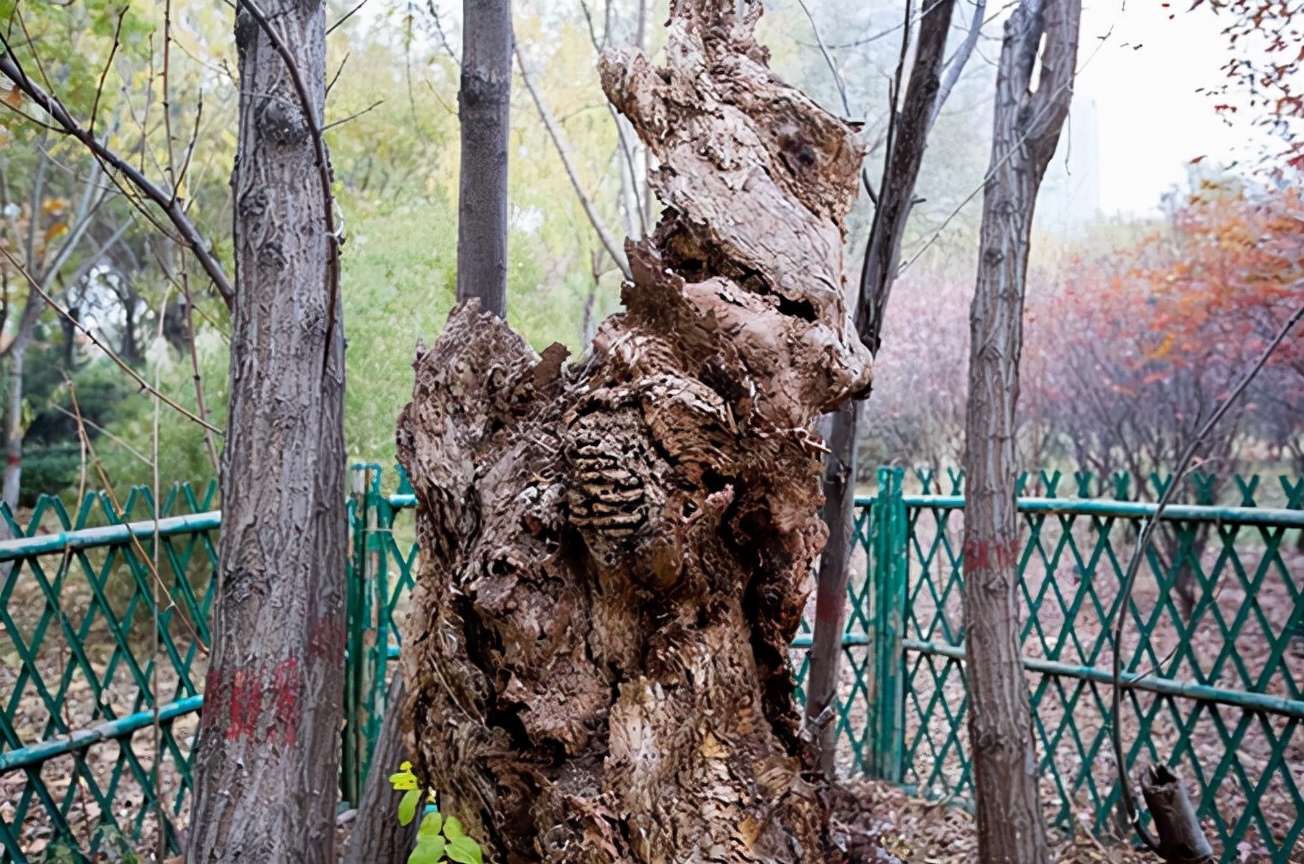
left=347, top=8, right=514, bottom=862
left=186, top=0, right=346, bottom=860
left=961, top=2, right=1079, bottom=863
left=3, top=289, right=47, bottom=512
left=3, top=345, right=26, bottom=510
left=806, top=0, right=957, bottom=773
left=396, top=2, right=873, bottom=860
left=456, top=0, right=512, bottom=316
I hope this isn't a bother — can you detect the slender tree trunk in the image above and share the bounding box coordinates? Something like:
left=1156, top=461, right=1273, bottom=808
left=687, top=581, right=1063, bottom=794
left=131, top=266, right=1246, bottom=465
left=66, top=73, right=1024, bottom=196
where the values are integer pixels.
left=3, top=346, right=25, bottom=510
left=456, top=0, right=512, bottom=315
left=807, top=0, right=957, bottom=770
left=807, top=399, right=859, bottom=773
left=347, top=7, right=514, bottom=861
left=2, top=290, right=46, bottom=512
left=186, top=0, right=346, bottom=860
left=344, top=677, right=418, bottom=864
left=397, top=3, right=874, bottom=860
left=961, top=2, right=1079, bottom=863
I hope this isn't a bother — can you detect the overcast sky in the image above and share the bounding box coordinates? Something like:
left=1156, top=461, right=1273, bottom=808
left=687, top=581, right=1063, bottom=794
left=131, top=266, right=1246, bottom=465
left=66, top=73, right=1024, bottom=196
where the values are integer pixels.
left=1074, top=0, right=1276, bottom=216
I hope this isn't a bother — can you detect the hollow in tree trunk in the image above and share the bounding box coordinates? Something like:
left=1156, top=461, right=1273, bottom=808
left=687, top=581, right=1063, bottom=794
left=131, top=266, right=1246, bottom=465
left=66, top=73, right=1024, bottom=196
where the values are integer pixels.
left=395, top=2, right=874, bottom=860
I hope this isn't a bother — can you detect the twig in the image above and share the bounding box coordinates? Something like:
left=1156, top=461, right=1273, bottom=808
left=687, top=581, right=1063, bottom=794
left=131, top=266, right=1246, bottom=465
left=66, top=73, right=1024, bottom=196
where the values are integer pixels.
left=149, top=288, right=166, bottom=864
left=326, top=52, right=350, bottom=98
left=88, top=7, right=126, bottom=141
left=48, top=403, right=151, bottom=464
left=516, top=44, right=631, bottom=279
left=328, top=0, right=369, bottom=35
left=322, top=99, right=384, bottom=131
left=795, top=0, right=878, bottom=203
left=0, top=246, right=223, bottom=435
left=426, top=0, right=460, bottom=64
left=0, top=40, right=234, bottom=307
left=1109, top=294, right=1304, bottom=853
left=66, top=381, right=207, bottom=655
left=149, top=237, right=221, bottom=475
left=931, top=0, right=986, bottom=131
left=796, top=0, right=852, bottom=119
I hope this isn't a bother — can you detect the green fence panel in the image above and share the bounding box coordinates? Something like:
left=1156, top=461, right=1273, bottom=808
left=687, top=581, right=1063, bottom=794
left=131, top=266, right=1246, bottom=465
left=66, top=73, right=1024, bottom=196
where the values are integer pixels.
left=897, top=472, right=1304, bottom=863
left=0, top=482, right=218, bottom=863
left=4, top=467, right=1302, bottom=863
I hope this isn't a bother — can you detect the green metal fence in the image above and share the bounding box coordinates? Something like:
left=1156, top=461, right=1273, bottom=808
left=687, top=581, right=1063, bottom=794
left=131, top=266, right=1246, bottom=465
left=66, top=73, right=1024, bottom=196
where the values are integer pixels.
left=2, top=466, right=1302, bottom=862
left=893, top=467, right=1304, bottom=862
left=0, top=483, right=218, bottom=863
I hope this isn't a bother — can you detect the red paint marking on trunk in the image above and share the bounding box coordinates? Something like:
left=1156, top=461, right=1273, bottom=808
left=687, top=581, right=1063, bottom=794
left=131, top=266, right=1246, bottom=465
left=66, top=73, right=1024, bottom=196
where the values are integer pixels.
left=201, top=666, right=227, bottom=733
left=6, top=455, right=19, bottom=467
left=227, top=668, right=263, bottom=741
left=813, top=584, right=844, bottom=625
left=272, top=656, right=302, bottom=748
left=308, top=617, right=345, bottom=661
left=962, top=537, right=1021, bottom=572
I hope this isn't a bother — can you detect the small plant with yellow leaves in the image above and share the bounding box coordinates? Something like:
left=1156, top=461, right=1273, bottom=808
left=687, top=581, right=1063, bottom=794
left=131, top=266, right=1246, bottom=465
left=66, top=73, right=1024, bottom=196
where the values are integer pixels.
left=389, top=761, right=484, bottom=864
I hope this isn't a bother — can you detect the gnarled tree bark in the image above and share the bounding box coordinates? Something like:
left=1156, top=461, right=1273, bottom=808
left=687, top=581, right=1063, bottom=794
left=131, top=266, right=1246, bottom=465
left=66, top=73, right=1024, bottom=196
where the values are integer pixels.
left=396, top=2, right=873, bottom=860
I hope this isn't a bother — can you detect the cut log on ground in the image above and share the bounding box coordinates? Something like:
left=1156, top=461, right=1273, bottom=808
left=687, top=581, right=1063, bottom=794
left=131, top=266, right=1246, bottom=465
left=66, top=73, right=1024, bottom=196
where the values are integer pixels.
left=395, top=1, right=872, bottom=860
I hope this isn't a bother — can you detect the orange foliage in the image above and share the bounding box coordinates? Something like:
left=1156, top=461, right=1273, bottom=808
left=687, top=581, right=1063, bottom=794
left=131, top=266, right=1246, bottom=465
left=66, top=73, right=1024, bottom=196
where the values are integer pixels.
left=1027, top=182, right=1303, bottom=476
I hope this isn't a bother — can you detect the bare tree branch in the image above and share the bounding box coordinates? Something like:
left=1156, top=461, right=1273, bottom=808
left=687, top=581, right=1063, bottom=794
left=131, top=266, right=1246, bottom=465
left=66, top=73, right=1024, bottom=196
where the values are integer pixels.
left=516, top=44, right=631, bottom=279
left=856, top=0, right=955, bottom=355
left=0, top=245, right=223, bottom=435
left=0, top=43, right=235, bottom=307
left=930, top=0, right=986, bottom=131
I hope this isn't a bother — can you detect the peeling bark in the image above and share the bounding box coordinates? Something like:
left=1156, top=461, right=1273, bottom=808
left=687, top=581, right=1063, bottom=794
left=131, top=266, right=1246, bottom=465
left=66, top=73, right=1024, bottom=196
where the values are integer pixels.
left=396, top=2, right=872, bottom=861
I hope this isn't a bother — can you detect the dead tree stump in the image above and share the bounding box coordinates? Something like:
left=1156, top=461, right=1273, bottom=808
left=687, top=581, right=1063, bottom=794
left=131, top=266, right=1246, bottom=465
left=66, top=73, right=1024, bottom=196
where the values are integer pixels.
left=396, top=2, right=872, bottom=860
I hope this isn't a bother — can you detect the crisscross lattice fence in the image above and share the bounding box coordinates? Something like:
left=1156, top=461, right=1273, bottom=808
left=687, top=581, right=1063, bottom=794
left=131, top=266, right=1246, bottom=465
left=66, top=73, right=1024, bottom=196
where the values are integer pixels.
left=896, top=467, right=1304, bottom=861
left=1, top=466, right=1301, bottom=862
left=0, top=483, right=218, bottom=862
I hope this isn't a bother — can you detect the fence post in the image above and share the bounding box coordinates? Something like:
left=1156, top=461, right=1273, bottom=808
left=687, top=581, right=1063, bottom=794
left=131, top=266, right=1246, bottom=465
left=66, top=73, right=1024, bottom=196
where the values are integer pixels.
left=869, top=466, right=907, bottom=782
left=342, top=464, right=373, bottom=805
left=364, top=468, right=393, bottom=770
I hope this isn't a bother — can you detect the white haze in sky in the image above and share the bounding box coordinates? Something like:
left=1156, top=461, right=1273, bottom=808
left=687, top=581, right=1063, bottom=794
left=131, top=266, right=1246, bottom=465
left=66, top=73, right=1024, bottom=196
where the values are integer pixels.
left=1074, top=0, right=1278, bottom=216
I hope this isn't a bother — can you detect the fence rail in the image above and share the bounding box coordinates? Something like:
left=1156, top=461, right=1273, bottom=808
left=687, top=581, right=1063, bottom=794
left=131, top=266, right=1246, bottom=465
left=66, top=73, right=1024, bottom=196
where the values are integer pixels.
left=1, top=467, right=1301, bottom=862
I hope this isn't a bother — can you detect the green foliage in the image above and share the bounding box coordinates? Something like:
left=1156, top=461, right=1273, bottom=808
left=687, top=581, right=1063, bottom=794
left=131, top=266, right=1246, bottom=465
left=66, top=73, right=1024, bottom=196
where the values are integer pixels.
left=388, top=761, right=484, bottom=864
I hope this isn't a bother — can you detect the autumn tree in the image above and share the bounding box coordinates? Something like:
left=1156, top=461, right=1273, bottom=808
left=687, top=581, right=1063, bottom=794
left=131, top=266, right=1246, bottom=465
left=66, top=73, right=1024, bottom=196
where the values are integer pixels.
left=961, top=2, right=1080, bottom=864
left=394, top=1, right=879, bottom=860
left=1197, top=0, right=1304, bottom=170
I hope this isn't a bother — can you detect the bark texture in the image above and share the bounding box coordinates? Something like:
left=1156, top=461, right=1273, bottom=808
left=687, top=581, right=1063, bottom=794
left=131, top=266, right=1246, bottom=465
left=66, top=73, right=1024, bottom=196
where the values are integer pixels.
left=187, top=0, right=347, bottom=860
left=456, top=0, right=512, bottom=315
left=807, top=0, right=957, bottom=773
left=396, top=2, right=872, bottom=861
left=960, top=2, right=1080, bottom=863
